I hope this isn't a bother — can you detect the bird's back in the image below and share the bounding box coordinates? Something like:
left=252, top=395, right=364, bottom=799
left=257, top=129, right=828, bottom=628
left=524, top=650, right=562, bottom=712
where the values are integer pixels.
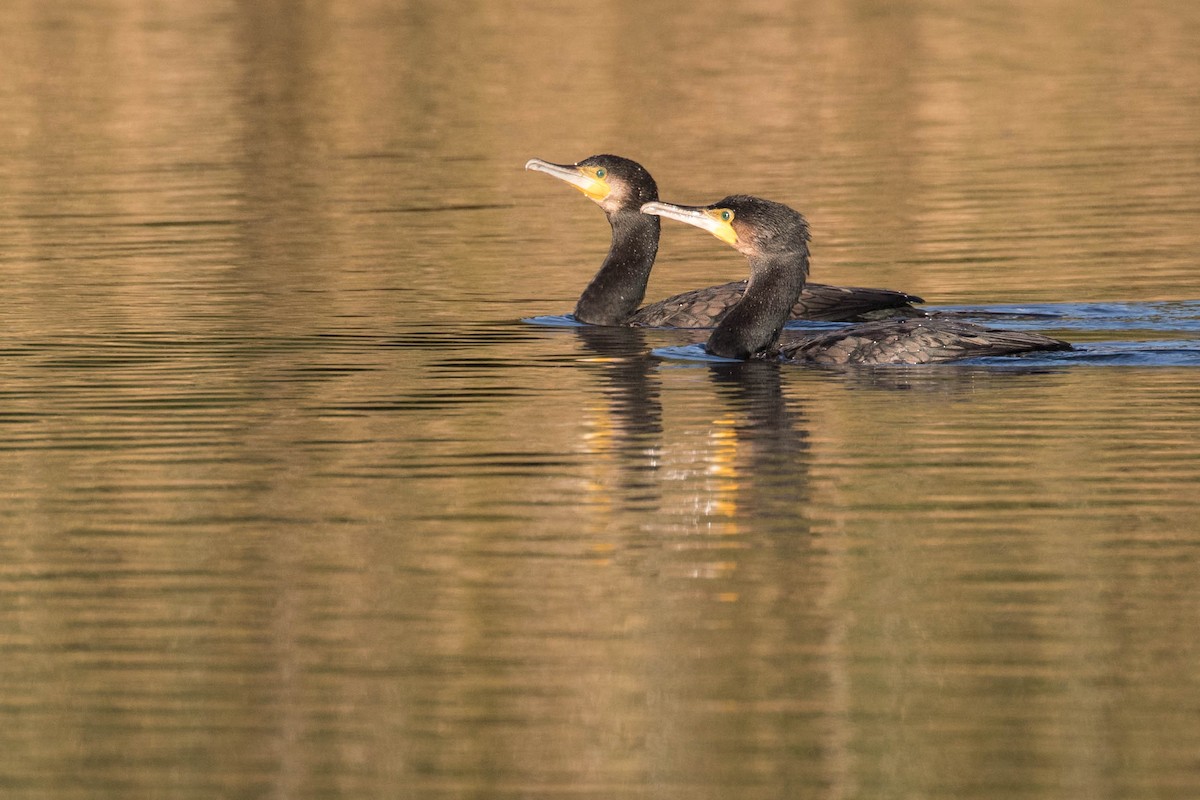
left=780, top=318, right=1071, bottom=365
left=628, top=281, right=923, bottom=328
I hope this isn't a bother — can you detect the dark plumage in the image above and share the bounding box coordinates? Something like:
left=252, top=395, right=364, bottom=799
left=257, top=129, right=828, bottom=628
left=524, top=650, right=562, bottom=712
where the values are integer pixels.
left=525, top=154, right=922, bottom=327
left=630, top=279, right=920, bottom=327
left=779, top=318, right=1072, bottom=365
left=641, top=195, right=1072, bottom=365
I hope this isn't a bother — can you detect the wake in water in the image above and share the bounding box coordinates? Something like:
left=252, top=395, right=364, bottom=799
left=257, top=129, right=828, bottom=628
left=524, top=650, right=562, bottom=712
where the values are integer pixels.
left=528, top=301, right=1200, bottom=367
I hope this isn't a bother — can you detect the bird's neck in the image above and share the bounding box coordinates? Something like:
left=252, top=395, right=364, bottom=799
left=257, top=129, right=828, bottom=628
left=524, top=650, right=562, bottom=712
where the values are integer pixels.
left=705, top=252, right=809, bottom=359
left=574, top=209, right=660, bottom=326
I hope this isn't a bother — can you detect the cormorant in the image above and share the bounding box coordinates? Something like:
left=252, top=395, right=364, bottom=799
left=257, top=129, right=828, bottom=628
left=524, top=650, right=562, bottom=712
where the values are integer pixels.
left=640, top=196, right=1072, bottom=365
left=525, top=155, right=923, bottom=327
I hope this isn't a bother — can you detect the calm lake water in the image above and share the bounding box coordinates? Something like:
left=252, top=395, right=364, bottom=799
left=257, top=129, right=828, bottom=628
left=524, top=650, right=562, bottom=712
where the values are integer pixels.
left=3, top=2, right=1200, bottom=798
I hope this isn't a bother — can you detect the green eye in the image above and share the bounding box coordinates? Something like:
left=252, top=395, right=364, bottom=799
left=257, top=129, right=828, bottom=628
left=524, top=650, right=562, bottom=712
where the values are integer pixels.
left=596, top=168, right=607, bottom=179
left=720, top=210, right=732, bottom=222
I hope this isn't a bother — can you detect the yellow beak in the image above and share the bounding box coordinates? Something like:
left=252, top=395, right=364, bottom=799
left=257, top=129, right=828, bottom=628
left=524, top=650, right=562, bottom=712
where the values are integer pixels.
left=640, top=201, right=739, bottom=246
left=525, top=158, right=610, bottom=202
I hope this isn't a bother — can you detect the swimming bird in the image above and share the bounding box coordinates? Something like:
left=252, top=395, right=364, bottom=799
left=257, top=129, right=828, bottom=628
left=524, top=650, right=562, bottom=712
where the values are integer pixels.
left=640, top=196, right=1072, bottom=364
left=525, top=155, right=923, bottom=327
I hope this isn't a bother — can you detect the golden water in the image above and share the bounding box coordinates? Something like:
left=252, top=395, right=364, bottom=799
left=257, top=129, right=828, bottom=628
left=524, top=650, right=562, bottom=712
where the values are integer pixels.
left=2, top=2, right=1199, bottom=797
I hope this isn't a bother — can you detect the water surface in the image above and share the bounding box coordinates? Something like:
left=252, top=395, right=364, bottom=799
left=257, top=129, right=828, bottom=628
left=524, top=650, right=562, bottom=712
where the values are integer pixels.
left=2, top=2, right=1200, bottom=798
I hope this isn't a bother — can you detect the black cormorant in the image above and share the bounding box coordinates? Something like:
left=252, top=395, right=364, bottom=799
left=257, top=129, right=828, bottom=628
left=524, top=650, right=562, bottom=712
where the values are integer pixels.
left=525, top=155, right=923, bottom=327
left=641, top=196, right=1072, bottom=365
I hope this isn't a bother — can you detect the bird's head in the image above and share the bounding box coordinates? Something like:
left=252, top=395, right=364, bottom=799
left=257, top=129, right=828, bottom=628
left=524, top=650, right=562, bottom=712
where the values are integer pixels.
left=525, top=154, right=658, bottom=216
left=640, top=195, right=809, bottom=263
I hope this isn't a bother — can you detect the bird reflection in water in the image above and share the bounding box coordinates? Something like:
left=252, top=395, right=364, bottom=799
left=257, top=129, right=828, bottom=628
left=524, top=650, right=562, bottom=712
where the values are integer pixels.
left=703, top=360, right=812, bottom=535
left=574, top=322, right=815, bottom=543
left=573, top=324, right=666, bottom=515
